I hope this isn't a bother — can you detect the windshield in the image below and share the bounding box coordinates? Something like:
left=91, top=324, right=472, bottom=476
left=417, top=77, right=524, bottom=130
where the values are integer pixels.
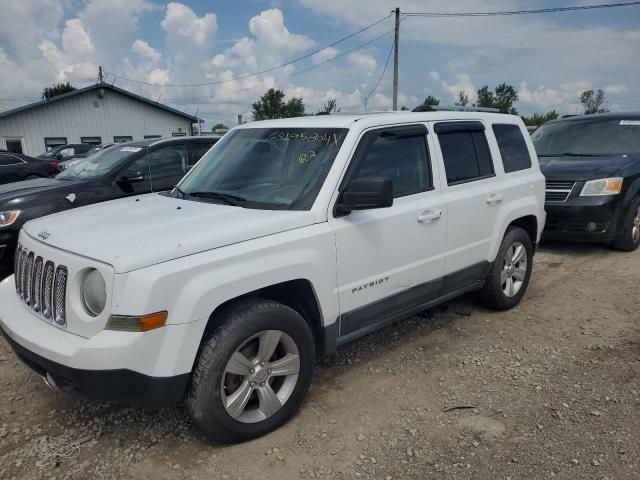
left=57, top=144, right=145, bottom=179
left=532, top=118, right=640, bottom=157
left=38, top=145, right=66, bottom=159
left=178, top=128, right=348, bottom=210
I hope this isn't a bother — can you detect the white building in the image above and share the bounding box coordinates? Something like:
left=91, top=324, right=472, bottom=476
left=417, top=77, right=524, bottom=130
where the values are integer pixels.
left=0, top=82, right=199, bottom=156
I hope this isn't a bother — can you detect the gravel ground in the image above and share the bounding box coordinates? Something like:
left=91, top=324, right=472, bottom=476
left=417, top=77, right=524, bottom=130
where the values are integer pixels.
left=1, top=241, right=639, bottom=480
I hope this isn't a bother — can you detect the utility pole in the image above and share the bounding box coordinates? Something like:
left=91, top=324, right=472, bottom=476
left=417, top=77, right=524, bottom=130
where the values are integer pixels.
left=392, top=7, right=400, bottom=110
left=98, top=65, right=104, bottom=83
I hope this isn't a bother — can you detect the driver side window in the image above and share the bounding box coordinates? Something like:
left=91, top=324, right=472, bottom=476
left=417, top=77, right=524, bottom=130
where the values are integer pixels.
left=351, top=127, right=432, bottom=198
left=128, top=145, right=188, bottom=181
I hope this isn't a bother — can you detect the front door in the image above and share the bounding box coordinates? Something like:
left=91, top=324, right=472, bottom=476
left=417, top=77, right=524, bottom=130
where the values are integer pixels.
left=329, top=124, right=447, bottom=339
left=116, top=144, right=189, bottom=195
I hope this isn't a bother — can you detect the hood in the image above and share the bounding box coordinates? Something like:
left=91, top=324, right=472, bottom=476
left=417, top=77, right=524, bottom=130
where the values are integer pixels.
left=23, top=194, right=317, bottom=273
left=0, top=177, right=87, bottom=206
left=539, top=155, right=637, bottom=181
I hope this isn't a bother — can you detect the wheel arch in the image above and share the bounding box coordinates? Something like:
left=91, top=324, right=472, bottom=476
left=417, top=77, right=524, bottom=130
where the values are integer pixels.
left=489, top=198, right=543, bottom=262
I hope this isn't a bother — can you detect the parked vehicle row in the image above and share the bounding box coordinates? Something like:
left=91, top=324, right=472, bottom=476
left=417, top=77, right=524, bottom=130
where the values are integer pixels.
left=0, top=110, right=545, bottom=443
left=0, top=137, right=217, bottom=277
left=0, top=109, right=638, bottom=445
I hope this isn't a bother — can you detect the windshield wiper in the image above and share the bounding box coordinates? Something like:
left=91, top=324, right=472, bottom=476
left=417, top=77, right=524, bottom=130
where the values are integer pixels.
left=188, top=191, right=247, bottom=206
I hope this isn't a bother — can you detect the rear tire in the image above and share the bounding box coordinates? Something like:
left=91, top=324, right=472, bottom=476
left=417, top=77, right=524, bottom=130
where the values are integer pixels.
left=612, top=197, right=640, bottom=252
left=479, top=227, right=533, bottom=310
left=187, top=298, right=315, bottom=444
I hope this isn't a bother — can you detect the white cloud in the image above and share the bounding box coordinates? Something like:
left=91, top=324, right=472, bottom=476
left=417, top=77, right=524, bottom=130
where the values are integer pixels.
left=161, top=2, right=217, bottom=46
left=131, top=39, right=161, bottom=64
left=347, top=52, right=376, bottom=72
left=604, top=84, right=628, bottom=95
left=62, top=19, right=95, bottom=55
left=441, top=73, right=476, bottom=104
left=312, top=47, right=339, bottom=65
left=429, top=71, right=440, bottom=81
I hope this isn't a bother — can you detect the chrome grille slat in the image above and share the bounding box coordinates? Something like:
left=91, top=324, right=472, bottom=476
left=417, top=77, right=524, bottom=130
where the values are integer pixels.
left=545, top=180, right=576, bottom=203
left=14, top=246, right=22, bottom=295
left=20, top=249, right=28, bottom=299
left=32, top=257, right=43, bottom=312
left=42, top=261, right=55, bottom=320
left=25, top=252, right=35, bottom=306
left=53, top=266, right=68, bottom=326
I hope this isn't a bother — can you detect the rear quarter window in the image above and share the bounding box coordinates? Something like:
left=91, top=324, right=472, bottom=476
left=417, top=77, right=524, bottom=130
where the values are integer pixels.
left=492, top=124, right=532, bottom=173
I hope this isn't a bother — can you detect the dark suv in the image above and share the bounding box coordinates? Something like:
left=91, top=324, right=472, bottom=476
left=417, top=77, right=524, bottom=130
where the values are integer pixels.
left=0, top=137, right=217, bottom=278
left=533, top=112, right=640, bottom=250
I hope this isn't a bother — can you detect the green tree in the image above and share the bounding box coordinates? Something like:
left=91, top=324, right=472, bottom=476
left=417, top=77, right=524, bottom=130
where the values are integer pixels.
left=580, top=89, right=606, bottom=114
left=456, top=91, right=470, bottom=106
left=41, top=82, right=76, bottom=100
left=212, top=123, right=229, bottom=131
left=400, top=105, right=410, bottom=111
left=476, top=83, right=518, bottom=114
left=251, top=88, right=305, bottom=120
left=521, top=111, right=559, bottom=127
left=321, top=98, right=341, bottom=113
left=422, top=95, right=440, bottom=106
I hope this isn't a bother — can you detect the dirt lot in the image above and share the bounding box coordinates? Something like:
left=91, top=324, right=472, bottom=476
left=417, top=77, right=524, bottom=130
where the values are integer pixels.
left=1, top=242, right=639, bottom=480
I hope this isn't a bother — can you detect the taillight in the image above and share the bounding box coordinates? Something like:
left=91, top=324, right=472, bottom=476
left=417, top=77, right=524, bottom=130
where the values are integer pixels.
left=50, top=161, right=59, bottom=169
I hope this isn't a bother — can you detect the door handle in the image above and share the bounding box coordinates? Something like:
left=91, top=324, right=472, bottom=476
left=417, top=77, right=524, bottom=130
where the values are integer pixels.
left=486, top=193, right=503, bottom=205
left=417, top=210, right=442, bottom=223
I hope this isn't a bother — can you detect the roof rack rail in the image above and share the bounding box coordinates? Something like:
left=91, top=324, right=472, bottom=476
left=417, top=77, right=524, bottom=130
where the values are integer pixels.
left=412, top=105, right=502, bottom=113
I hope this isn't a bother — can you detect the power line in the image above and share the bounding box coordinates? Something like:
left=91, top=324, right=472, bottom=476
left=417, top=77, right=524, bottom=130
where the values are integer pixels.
left=104, top=14, right=392, bottom=88
left=160, top=27, right=396, bottom=104
left=364, top=37, right=395, bottom=110
left=404, top=1, right=640, bottom=17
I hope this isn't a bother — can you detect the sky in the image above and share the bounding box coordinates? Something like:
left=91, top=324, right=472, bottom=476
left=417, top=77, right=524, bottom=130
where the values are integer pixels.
left=1, top=0, right=639, bottom=128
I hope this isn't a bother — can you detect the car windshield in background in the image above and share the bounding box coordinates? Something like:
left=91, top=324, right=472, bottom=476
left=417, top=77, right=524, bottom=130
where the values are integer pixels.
left=57, top=144, right=146, bottom=179
left=532, top=118, right=640, bottom=157
left=178, top=128, right=348, bottom=210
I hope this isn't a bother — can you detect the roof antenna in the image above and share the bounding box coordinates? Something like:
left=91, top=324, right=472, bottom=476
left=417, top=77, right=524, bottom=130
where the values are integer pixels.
left=98, top=66, right=104, bottom=84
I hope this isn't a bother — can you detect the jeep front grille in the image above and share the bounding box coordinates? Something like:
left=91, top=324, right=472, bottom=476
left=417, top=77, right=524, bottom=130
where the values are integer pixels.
left=14, top=244, right=67, bottom=326
left=545, top=180, right=576, bottom=203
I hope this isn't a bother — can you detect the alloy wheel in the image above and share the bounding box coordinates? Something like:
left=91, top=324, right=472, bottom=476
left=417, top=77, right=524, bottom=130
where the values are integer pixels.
left=632, top=206, right=640, bottom=244
left=501, top=241, right=528, bottom=298
left=221, top=330, right=300, bottom=424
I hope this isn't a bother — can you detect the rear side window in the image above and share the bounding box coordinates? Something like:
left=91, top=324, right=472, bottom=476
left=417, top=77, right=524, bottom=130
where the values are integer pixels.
left=492, top=124, right=532, bottom=173
left=190, top=142, right=215, bottom=166
left=437, top=128, right=494, bottom=185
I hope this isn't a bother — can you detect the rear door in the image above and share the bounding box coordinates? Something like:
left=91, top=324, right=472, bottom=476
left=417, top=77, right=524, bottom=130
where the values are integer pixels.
left=329, top=124, right=447, bottom=338
left=431, top=120, right=502, bottom=281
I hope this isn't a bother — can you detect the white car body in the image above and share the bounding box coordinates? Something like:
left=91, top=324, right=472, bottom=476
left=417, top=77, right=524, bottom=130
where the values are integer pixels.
left=0, top=111, right=545, bottom=408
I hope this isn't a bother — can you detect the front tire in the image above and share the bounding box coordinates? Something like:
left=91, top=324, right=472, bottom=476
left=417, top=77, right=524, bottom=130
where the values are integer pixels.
left=187, top=299, right=315, bottom=444
left=612, top=197, right=640, bottom=252
left=479, top=227, right=533, bottom=310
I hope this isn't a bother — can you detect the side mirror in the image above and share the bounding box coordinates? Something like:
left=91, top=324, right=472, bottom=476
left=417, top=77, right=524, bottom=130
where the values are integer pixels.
left=117, top=169, right=145, bottom=183
left=337, top=177, right=393, bottom=214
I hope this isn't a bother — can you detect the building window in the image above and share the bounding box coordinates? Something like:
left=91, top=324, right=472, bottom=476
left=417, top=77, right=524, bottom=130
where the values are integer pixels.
left=81, top=136, right=102, bottom=145
left=114, top=136, right=133, bottom=143
left=144, top=135, right=161, bottom=139
left=44, top=137, right=68, bottom=151
left=4, top=139, right=23, bottom=154
left=171, top=132, right=187, bottom=137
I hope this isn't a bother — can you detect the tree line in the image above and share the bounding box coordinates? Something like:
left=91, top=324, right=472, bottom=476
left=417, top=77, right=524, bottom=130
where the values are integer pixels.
left=40, top=81, right=610, bottom=128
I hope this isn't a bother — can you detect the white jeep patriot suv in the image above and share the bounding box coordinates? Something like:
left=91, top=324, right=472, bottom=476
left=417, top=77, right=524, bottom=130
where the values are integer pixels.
left=0, top=110, right=545, bottom=443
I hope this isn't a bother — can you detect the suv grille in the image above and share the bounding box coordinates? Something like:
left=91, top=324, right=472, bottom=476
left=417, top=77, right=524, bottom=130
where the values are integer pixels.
left=545, top=180, right=576, bottom=203
left=14, top=244, right=67, bottom=326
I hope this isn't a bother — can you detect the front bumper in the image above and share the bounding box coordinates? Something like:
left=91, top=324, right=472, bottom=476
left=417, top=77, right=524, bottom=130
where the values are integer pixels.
left=543, top=195, right=624, bottom=243
left=0, top=276, right=205, bottom=409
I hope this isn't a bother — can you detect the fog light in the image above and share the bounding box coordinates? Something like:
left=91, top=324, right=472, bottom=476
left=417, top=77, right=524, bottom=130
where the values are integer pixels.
left=586, top=222, right=597, bottom=232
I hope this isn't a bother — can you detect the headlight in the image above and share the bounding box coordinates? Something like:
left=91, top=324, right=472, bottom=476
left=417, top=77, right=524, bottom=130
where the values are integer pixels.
left=0, top=210, right=20, bottom=227
left=81, top=268, right=107, bottom=316
left=580, top=177, right=623, bottom=197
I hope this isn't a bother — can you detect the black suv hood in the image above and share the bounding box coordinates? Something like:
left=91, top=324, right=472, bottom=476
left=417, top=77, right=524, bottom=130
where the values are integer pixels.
left=0, top=177, right=88, bottom=208
left=539, top=155, right=638, bottom=181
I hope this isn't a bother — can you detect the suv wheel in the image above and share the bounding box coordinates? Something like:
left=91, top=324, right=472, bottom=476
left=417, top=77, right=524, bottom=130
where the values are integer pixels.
left=612, top=197, right=640, bottom=252
left=187, top=298, right=315, bottom=444
left=479, top=226, right=533, bottom=310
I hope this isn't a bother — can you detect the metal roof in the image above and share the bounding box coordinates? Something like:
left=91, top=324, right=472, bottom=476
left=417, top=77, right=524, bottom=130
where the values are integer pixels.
left=0, top=82, right=199, bottom=122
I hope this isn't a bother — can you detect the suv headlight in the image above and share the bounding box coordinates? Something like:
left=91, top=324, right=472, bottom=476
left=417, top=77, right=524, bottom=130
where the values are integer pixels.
left=81, top=268, right=107, bottom=316
left=0, top=210, right=20, bottom=227
left=580, top=177, right=623, bottom=197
